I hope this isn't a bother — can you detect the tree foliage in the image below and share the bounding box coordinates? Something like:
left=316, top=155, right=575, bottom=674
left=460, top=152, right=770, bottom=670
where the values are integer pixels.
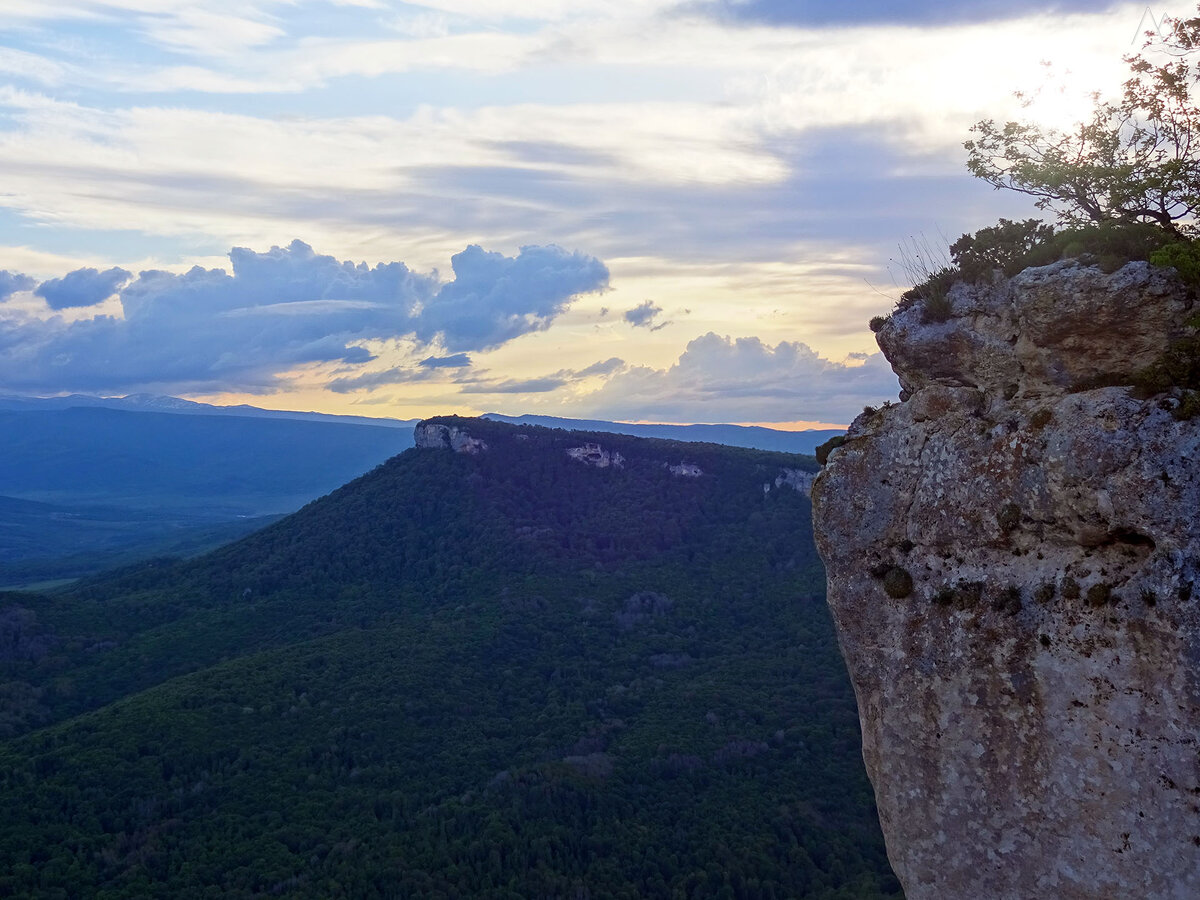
left=0, top=420, right=902, bottom=898
left=966, top=7, right=1200, bottom=236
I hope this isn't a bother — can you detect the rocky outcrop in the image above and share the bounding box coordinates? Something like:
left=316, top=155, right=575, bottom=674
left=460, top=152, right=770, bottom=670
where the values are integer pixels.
left=811, top=259, right=1200, bottom=899
left=767, top=468, right=816, bottom=496
left=414, top=421, right=488, bottom=454
left=667, top=462, right=702, bottom=477
left=567, top=443, right=625, bottom=468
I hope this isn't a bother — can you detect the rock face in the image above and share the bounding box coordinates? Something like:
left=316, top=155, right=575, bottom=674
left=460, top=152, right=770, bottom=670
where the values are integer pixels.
left=414, top=422, right=488, bottom=454
left=811, top=260, right=1200, bottom=899
left=566, top=443, right=625, bottom=468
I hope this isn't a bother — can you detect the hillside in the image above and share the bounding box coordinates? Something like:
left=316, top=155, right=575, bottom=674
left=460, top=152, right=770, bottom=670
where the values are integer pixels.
left=0, top=406, right=412, bottom=586
left=0, top=417, right=899, bottom=898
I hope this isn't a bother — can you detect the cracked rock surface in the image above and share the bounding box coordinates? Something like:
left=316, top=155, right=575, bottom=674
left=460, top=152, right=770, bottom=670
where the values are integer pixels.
left=812, top=260, right=1200, bottom=899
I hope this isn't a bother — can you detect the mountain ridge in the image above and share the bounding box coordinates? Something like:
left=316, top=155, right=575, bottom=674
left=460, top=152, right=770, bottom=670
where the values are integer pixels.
left=0, top=415, right=900, bottom=898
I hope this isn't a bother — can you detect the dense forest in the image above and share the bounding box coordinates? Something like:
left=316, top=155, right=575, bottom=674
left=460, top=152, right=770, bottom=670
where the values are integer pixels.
left=0, top=417, right=900, bottom=898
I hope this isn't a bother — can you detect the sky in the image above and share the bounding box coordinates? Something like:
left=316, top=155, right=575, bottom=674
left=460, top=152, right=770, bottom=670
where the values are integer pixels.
left=0, top=1, right=1182, bottom=427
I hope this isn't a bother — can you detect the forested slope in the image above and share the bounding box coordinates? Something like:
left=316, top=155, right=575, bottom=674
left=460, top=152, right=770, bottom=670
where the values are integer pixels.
left=0, top=417, right=900, bottom=898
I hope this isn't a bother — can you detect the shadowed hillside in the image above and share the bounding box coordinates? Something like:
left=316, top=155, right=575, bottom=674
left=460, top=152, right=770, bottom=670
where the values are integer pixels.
left=0, top=417, right=900, bottom=898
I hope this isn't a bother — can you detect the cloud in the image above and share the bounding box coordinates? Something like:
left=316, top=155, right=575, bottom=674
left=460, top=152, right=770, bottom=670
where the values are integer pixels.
left=576, top=331, right=899, bottom=424
left=35, top=266, right=131, bottom=310
left=327, top=365, right=434, bottom=394
left=687, top=0, right=1124, bottom=27
left=624, top=299, right=664, bottom=329
left=0, top=240, right=608, bottom=395
left=0, top=271, right=36, bottom=302
left=411, top=243, right=610, bottom=352
left=453, top=356, right=627, bottom=396
left=459, top=375, right=569, bottom=394
left=576, top=357, right=625, bottom=378
left=419, top=353, right=473, bottom=368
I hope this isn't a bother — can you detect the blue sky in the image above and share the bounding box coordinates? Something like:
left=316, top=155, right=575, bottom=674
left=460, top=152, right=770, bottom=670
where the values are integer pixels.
left=0, top=1, right=1174, bottom=426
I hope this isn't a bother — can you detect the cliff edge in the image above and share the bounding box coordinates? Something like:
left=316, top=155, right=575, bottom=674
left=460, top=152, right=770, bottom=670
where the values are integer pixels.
left=811, top=259, right=1200, bottom=898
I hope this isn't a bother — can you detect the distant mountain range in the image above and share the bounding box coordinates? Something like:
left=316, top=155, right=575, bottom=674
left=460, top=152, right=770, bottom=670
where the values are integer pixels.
left=484, top=413, right=843, bottom=454
left=0, top=395, right=841, bottom=586
left=0, top=392, right=417, bottom=429
left=0, top=394, right=841, bottom=453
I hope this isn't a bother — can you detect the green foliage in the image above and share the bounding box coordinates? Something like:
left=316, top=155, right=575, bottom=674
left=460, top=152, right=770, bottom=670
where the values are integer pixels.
left=949, top=218, right=1056, bottom=280
left=1151, top=239, right=1200, bottom=286
left=1130, top=309, right=1200, bottom=415
left=0, top=419, right=901, bottom=898
left=1044, top=220, right=1178, bottom=272
left=815, top=435, right=846, bottom=466
left=965, top=9, right=1200, bottom=237
left=897, top=267, right=957, bottom=323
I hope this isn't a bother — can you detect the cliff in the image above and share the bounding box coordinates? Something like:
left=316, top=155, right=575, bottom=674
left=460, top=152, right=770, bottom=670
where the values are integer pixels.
left=811, top=259, right=1200, bottom=898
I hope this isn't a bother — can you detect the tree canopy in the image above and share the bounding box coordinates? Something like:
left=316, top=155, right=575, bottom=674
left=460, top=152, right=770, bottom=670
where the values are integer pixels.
left=966, top=7, right=1200, bottom=237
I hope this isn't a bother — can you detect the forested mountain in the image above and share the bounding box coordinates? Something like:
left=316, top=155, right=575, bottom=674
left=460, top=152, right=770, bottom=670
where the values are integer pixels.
left=0, top=417, right=899, bottom=898
left=0, top=402, right=839, bottom=588
left=483, top=413, right=842, bottom=454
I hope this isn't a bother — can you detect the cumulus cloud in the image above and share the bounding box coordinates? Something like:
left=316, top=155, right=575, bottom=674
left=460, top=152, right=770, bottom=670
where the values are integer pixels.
left=0, top=271, right=36, bottom=302
left=35, top=266, right=131, bottom=310
left=624, top=299, right=667, bottom=330
left=576, top=331, right=899, bottom=425
left=0, top=240, right=608, bottom=395
left=412, top=244, right=610, bottom=352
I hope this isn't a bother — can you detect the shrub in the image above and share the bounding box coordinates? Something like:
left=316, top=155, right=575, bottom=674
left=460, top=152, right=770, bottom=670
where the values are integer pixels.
left=869, top=315, right=889, bottom=333
left=1029, top=408, right=1053, bottom=429
left=882, top=567, right=914, bottom=599
left=815, top=435, right=845, bottom=466
left=1150, top=239, right=1200, bottom=287
left=1046, top=220, right=1177, bottom=272
left=997, top=502, right=1021, bottom=533
left=1061, top=576, right=1081, bottom=599
left=950, top=218, right=1056, bottom=280
left=994, top=585, right=1022, bottom=616
left=952, top=580, right=983, bottom=609
left=1086, top=583, right=1113, bottom=607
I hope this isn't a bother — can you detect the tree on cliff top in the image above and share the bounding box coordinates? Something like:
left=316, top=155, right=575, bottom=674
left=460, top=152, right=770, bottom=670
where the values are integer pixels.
left=966, top=7, right=1200, bottom=238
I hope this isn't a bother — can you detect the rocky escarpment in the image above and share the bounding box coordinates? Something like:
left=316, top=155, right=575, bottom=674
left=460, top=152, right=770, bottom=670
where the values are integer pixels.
left=414, top=421, right=488, bottom=454
left=812, top=259, right=1200, bottom=899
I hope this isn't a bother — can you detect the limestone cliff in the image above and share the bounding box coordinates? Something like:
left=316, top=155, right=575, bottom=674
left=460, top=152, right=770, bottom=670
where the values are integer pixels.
left=811, top=259, right=1200, bottom=899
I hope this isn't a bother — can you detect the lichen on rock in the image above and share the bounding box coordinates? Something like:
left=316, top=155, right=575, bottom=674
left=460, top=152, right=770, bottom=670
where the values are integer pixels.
left=812, top=259, right=1200, bottom=899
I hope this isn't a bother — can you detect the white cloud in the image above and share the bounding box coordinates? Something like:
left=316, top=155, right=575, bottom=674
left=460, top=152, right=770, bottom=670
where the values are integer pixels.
left=574, top=332, right=899, bottom=424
